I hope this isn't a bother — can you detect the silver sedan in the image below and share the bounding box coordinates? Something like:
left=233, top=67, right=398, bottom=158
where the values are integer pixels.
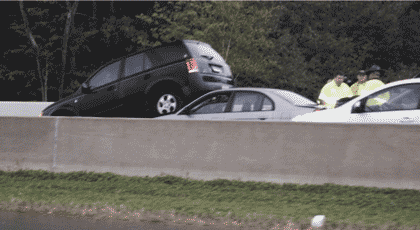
left=156, top=88, right=320, bottom=121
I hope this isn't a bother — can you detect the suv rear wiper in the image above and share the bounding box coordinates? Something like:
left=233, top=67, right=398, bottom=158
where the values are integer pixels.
left=201, top=55, right=213, bottom=60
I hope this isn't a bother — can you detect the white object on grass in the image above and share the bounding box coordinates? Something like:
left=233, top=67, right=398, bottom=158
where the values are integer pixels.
left=311, top=215, right=325, bottom=228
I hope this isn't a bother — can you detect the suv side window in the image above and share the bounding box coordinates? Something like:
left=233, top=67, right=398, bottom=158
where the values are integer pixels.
left=144, top=54, right=152, bottom=71
left=144, top=46, right=185, bottom=70
left=89, top=61, right=121, bottom=88
left=124, top=54, right=143, bottom=77
left=364, top=84, right=420, bottom=112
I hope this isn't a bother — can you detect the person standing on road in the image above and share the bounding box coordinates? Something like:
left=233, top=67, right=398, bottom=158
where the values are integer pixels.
left=317, top=72, right=353, bottom=109
left=363, top=65, right=389, bottom=107
left=350, top=70, right=368, bottom=96
left=363, top=65, right=386, bottom=94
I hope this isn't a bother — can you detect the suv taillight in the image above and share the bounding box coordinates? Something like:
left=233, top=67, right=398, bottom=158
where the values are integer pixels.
left=186, top=58, right=199, bottom=73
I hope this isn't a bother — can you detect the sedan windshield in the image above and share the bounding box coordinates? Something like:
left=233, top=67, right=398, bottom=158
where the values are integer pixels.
left=270, top=90, right=316, bottom=106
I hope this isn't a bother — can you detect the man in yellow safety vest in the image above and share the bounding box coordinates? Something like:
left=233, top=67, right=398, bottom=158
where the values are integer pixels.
left=350, top=70, right=368, bottom=96
left=317, top=72, right=353, bottom=109
left=363, top=65, right=390, bottom=107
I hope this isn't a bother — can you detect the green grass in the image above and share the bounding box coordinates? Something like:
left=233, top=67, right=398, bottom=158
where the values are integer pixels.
left=0, top=169, right=419, bottom=230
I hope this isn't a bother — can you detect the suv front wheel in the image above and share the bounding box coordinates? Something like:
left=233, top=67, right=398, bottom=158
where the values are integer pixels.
left=148, top=90, right=184, bottom=117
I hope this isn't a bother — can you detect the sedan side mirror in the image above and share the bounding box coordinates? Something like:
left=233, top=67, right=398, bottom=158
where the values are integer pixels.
left=81, top=82, right=91, bottom=94
left=351, top=101, right=364, bottom=113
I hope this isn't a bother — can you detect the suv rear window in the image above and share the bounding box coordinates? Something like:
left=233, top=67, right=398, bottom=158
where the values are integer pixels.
left=185, top=42, right=225, bottom=63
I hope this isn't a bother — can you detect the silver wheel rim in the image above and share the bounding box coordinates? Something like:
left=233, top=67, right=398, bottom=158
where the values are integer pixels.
left=157, top=94, right=177, bottom=115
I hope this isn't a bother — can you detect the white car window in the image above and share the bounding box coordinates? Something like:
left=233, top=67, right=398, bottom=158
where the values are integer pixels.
left=262, top=97, right=274, bottom=111
left=231, top=92, right=266, bottom=112
left=364, top=84, right=420, bottom=112
left=189, top=93, right=231, bottom=114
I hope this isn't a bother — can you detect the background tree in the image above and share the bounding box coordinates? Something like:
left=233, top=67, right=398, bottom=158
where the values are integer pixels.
left=58, top=0, right=79, bottom=100
left=18, top=0, right=48, bottom=101
left=2, top=1, right=420, bottom=102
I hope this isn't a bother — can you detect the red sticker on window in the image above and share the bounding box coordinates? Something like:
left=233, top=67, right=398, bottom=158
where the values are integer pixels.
left=186, top=58, right=198, bottom=73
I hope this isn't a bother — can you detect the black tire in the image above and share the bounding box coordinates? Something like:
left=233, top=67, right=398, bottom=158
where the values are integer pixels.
left=147, top=89, right=184, bottom=118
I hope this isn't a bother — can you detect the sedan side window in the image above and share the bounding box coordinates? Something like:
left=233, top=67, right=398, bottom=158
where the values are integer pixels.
left=189, top=93, right=232, bottom=114
left=124, top=54, right=143, bottom=77
left=261, top=97, right=274, bottom=111
left=231, top=92, right=265, bottom=112
left=364, top=84, right=420, bottom=112
left=89, top=61, right=121, bottom=88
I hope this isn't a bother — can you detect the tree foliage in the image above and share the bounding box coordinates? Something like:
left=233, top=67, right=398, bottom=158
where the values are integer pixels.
left=3, top=1, right=420, bottom=102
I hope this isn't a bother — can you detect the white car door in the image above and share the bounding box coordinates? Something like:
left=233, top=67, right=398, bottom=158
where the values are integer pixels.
left=348, top=83, right=420, bottom=124
left=177, top=92, right=234, bottom=120
left=173, top=91, right=276, bottom=121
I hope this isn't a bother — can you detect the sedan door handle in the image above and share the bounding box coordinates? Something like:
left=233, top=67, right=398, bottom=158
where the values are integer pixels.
left=258, top=118, right=267, bottom=120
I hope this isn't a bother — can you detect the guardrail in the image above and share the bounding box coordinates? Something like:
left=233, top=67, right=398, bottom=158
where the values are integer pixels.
left=0, top=116, right=419, bottom=190
left=0, top=102, right=54, bottom=117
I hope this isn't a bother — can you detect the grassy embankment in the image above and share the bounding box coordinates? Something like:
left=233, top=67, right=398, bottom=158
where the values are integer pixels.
left=0, top=169, right=419, bottom=230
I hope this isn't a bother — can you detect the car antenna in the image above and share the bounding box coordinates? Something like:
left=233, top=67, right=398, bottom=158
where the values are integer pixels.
left=232, top=73, right=239, bottom=87
left=411, top=71, right=420, bottom=79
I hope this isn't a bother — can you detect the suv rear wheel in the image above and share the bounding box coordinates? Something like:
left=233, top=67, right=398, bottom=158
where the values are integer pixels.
left=148, top=89, right=184, bottom=117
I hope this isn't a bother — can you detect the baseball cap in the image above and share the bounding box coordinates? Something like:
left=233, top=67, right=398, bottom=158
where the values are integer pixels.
left=357, top=70, right=367, bottom=75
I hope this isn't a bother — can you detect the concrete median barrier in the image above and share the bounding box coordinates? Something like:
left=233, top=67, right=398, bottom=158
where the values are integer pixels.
left=0, top=102, right=54, bottom=117
left=1, top=116, right=420, bottom=190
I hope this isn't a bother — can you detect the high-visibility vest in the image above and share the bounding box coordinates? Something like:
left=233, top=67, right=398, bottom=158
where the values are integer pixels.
left=359, top=79, right=385, bottom=96
left=350, top=82, right=367, bottom=96
left=363, top=80, right=390, bottom=107
left=318, top=81, right=353, bottom=109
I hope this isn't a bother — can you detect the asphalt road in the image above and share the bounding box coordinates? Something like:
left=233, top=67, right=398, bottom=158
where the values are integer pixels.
left=0, top=210, right=220, bottom=230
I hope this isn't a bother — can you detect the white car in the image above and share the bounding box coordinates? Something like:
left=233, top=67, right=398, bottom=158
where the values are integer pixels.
left=292, top=78, right=420, bottom=124
left=156, top=88, right=321, bottom=121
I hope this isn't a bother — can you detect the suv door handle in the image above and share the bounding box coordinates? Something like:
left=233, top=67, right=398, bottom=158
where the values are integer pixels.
left=144, top=74, right=151, bottom=80
left=107, top=85, right=116, bottom=91
left=258, top=118, right=267, bottom=120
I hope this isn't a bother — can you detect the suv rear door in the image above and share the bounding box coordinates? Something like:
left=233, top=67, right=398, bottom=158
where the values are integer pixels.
left=118, top=53, right=148, bottom=117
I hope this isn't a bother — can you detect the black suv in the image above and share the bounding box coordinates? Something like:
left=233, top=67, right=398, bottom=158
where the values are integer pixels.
left=40, top=40, right=233, bottom=118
